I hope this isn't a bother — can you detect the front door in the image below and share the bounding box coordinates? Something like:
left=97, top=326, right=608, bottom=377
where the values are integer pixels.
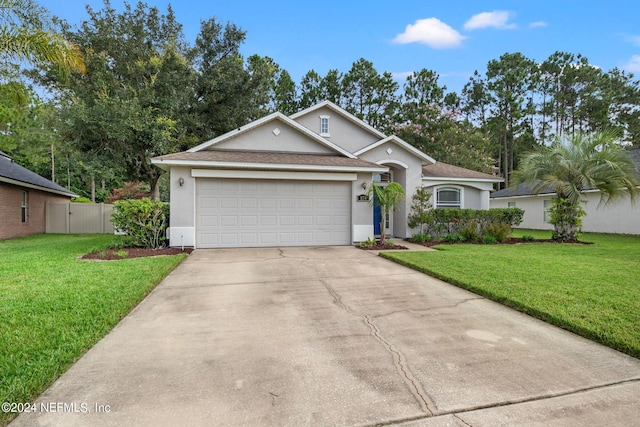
left=372, top=194, right=391, bottom=236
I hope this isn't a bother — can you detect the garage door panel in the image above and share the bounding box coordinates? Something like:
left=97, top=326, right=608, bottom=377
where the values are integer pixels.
left=220, top=216, right=237, bottom=227
left=196, top=178, right=351, bottom=248
left=261, top=216, right=277, bottom=226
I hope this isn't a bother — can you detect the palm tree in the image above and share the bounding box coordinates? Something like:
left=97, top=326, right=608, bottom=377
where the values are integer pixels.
left=0, top=0, right=84, bottom=73
left=367, top=181, right=405, bottom=244
left=512, top=130, right=639, bottom=242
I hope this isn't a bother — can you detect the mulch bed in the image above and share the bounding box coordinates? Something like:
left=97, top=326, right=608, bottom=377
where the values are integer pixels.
left=81, top=247, right=194, bottom=261
left=419, top=237, right=594, bottom=247
left=358, top=243, right=409, bottom=250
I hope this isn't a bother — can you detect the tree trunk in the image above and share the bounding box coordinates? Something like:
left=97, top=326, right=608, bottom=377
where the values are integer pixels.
left=91, top=176, right=96, bottom=202
left=151, top=178, right=161, bottom=201
left=379, top=206, right=386, bottom=244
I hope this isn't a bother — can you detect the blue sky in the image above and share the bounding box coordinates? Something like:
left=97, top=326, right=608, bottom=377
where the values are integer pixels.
left=39, top=0, right=640, bottom=94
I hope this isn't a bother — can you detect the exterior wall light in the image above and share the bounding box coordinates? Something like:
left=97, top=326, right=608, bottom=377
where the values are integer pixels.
left=178, top=177, right=185, bottom=187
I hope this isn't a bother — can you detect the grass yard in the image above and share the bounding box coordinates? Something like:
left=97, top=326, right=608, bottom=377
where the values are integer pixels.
left=0, top=234, right=187, bottom=425
left=382, top=230, right=640, bottom=358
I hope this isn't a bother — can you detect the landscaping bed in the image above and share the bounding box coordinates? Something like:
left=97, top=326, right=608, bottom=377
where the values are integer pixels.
left=416, top=237, right=594, bottom=247
left=81, top=247, right=194, bottom=260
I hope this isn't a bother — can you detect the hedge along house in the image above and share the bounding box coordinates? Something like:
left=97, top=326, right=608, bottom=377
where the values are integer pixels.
left=0, top=150, right=77, bottom=240
left=152, top=101, right=503, bottom=248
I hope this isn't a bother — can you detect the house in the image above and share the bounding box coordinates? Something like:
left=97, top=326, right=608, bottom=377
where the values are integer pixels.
left=0, top=151, right=77, bottom=240
left=152, top=101, right=502, bottom=248
left=490, top=148, right=640, bottom=235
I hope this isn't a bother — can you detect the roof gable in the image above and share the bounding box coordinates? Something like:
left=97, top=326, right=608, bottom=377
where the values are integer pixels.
left=0, top=151, right=76, bottom=197
left=354, top=135, right=436, bottom=165
left=187, top=112, right=355, bottom=158
left=290, top=100, right=387, bottom=141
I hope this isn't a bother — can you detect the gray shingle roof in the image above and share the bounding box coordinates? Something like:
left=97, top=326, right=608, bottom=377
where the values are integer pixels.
left=153, top=150, right=386, bottom=170
left=0, top=151, right=76, bottom=197
left=422, top=161, right=502, bottom=181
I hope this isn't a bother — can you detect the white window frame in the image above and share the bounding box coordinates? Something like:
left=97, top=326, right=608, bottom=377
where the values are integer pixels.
left=319, top=115, right=330, bottom=137
left=435, top=186, right=463, bottom=209
left=21, top=190, right=28, bottom=223
left=508, top=201, right=516, bottom=208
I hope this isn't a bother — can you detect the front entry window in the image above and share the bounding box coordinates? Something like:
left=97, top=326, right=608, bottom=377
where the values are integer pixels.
left=436, top=187, right=461, bottom=208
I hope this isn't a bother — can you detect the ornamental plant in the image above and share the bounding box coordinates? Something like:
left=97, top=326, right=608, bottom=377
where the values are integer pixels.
left=111, top=198, right=168, bottom=249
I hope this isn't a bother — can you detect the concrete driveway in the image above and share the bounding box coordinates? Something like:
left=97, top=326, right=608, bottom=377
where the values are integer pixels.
left=12, top=246, right=640, bottom=426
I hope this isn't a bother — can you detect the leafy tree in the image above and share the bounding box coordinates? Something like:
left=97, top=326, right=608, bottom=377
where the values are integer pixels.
left=512, top=130, right=639, bottom=241
left=298, top=69, right=322, bottom=109
left=0, top=0, right=84, bottom=74
left=319, top=69, right=342, bottom=105
left=401, top=68, right=445, bottom=123
left=342, top=58, right=400, bottom=133
left=485, top=52, right=537, bottom=187
left=270, top=67, right=297, bottom=115
left=366, top=182, right=405, bottom=244
left=396, top=104, right=495, bottom=173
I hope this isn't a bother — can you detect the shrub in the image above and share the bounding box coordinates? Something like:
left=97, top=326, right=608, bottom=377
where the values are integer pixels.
left=111, top=198, right=168, bottom=249
left=459, top=219, right=479, bottom=242
left=444, top=234, right=464, bottom=243
left=108, top=182, right=151, bottom=203
left=549, top=198, right=585, bottom=242
left=482, top=236, right=498, bottom=244
left=71, top=196, right=93, bottom=203
left=480, top=222, right=511, bottom=243
left=417, top=207, right=524, bottom=241
left=522, top=234, right=535, bottom=242
left=411, top=233, right=430, bottom=243
left=407, top=187, right=433, bottom=234
left=358, top=237, right=377, bottom=248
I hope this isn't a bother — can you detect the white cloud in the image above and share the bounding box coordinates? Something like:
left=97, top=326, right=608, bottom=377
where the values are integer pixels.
left=529, top=21, right=548, bottom=28
left=625, top=35, right=640, bottom=46
left=464, top=11, right=516, bottom=30
left=391, top=71, right=414, bottom=81
left=392, top=18, right=466, bottom=49
left=622, top=55, right=640, bottom=72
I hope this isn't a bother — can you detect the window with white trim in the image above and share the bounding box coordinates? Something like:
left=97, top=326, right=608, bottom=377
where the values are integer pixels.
left=508, top=202, right=516, bottom=208
left=319, top=115, right=330, bottom=136
left=21, top=191, right=28, bottom=223
left=436, top=187, right=461, bottom=208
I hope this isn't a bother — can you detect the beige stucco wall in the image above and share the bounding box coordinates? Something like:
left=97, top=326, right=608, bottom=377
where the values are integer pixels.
left=207, top=119, right=335, bottom=154
left=358, top=142, right=424, bottom=239
left=490, top=191, right=640, bottom=234
left=168, top=167, right=196, bottom=247
left=490, top=195, right=553, bottom=231
left=293, top=106, right=381, bottom=153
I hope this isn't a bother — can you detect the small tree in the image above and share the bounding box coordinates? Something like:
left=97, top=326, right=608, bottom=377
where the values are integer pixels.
left=367, top=182, right=405, bottom=244
left=407, top=186, right=432, bottom=234
left=512, top=131, right=638, bottom=242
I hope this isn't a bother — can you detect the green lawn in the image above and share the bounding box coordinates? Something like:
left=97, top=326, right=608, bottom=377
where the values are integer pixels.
left=382, top=230, right=640, bottom=358
left=0, top=234, right=187, bottom=425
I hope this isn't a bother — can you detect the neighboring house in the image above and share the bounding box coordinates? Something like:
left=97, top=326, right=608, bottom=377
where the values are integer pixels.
left=490, top=148, right=640, bottom=235
left=152, top=101, right=502, bottom=248
left=0, top=151, right=77, bottom=240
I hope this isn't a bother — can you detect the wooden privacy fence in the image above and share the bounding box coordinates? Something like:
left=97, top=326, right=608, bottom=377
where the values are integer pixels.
left=46, top=202, right=115, bottom=234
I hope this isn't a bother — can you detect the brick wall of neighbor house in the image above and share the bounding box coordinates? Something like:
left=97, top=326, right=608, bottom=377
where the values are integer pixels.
left=0, top=183, right=70, bottom=240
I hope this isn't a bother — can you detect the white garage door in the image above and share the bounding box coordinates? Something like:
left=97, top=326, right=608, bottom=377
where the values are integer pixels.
left=196, top=179, right=351, bottom=248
